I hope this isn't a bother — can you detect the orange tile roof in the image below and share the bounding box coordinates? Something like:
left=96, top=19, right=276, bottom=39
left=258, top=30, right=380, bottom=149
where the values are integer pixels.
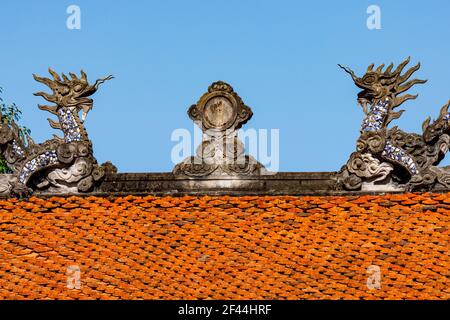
left=0, top=193, right=449, bottom=300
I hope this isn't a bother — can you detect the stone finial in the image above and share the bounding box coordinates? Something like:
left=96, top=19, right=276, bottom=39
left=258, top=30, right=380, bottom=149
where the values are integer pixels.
left=173, top=81, right=265, bottom=177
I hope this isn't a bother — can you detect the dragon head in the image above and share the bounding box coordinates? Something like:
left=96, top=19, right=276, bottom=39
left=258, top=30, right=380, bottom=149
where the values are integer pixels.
left=33, top=68, right=113, bottom=123
left=422, top=100, right=450, bottom=143
left=339, top=57, right=427, bottom=115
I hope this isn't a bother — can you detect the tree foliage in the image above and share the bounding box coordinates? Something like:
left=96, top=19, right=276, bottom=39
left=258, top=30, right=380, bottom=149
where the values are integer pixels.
left=0, top=87, right=31, bottom=173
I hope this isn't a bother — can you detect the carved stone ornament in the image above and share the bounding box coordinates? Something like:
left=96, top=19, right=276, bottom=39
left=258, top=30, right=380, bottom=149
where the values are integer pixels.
left=173, top=81, right=266, bottom=177
left=337, top=57, right=450, bottom=191
left=0, top=68, right=115, bottom=197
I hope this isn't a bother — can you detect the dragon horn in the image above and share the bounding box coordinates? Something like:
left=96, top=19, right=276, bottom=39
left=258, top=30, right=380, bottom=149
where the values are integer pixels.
left=61, top=73, right=70, bottom=82
left=80, top=70, right=87, bottom=81
left=392, top=57, right=411, bottom=76
left=422, top=116, right=431, bottom=132
left=338, top=64, right=358, bottom=82
left=384, top=63, right=394, bottom=74
left=48, top=68, right=61, bottom=81
left=439, top=100, right=450, bottom=118
left=93, top=75, right=114, bottom=89
left=375, top=64, right=385, bottom=73
left=69, top=72, right=79, bottom=80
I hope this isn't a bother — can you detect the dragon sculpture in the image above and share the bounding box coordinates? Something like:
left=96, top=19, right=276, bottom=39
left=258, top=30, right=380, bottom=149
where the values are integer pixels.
left=0, top=69, right=114, bottom=196
left=338, top=57, right=450, bottom=191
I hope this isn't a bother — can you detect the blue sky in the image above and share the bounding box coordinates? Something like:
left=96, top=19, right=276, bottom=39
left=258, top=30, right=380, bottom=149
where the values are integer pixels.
left=1, top=0, right=450, bottom=172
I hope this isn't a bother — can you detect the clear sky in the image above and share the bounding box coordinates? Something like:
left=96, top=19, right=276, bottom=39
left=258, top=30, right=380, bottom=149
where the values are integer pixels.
left=1, top=0, right=450, bottom=172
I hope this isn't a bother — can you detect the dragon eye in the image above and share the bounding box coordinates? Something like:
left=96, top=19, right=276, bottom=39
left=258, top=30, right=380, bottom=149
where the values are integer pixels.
left=74, top=84, right=82, bottom=92
left=362, top=74, right=376, bottom=84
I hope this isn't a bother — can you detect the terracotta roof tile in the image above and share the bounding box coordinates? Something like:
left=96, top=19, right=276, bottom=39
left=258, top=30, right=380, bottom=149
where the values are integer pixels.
left=0, top=193, right=449, bottom=299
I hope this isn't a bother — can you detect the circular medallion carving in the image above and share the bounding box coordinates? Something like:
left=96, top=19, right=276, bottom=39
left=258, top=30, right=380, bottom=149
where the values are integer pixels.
left=203, top=96, right=236, bottom=130
left=173, top=81, right=265, bottom=176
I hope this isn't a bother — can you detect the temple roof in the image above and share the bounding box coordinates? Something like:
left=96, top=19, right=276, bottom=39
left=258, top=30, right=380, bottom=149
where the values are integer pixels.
left=1, top=193, right=449, bottom=299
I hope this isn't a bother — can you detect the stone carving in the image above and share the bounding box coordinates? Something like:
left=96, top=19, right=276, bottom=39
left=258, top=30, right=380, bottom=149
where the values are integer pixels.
left=0, top=69, right=113, bottom=196
left=337, top=57, right=450, bottom=191
left=173, top=81, right=266, bottom=176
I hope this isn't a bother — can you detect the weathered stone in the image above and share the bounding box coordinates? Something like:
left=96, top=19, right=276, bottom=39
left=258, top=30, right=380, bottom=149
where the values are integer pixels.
left=338, top=58, right=450, bottom=192
left=173, top=81, right=266, bottom=177
left=0, top=69, right=113, bottom=197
